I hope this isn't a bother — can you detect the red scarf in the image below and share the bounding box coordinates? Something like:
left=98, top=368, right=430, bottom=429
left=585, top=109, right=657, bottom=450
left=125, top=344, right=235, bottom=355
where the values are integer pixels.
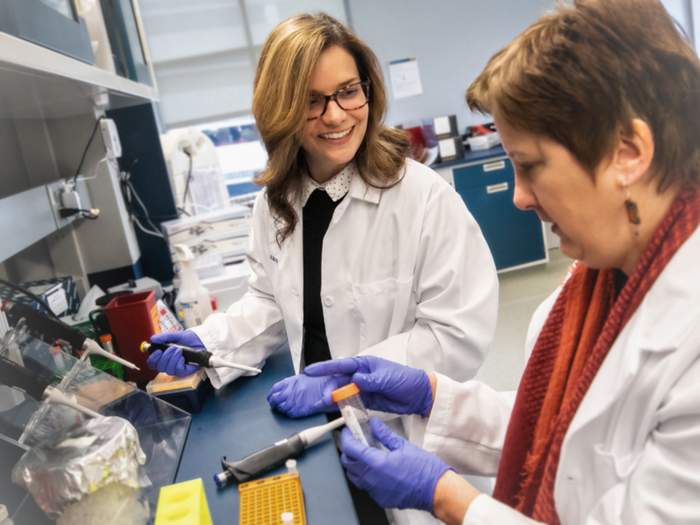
left=493, top=188, right=700, bottom=523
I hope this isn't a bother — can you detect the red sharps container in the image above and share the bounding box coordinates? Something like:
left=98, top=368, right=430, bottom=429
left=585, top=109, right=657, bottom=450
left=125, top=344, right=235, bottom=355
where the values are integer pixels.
left=105, top=291, right=160, bottom=386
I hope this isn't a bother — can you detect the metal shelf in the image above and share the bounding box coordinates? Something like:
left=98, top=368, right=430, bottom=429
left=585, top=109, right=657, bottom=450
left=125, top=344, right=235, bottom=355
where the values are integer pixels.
left=0, top=32, right=157, bottom=119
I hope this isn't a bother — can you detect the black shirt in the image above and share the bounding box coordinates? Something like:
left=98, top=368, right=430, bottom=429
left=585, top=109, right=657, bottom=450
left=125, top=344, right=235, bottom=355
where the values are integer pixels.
left=302, top=188, right=345, bottom=366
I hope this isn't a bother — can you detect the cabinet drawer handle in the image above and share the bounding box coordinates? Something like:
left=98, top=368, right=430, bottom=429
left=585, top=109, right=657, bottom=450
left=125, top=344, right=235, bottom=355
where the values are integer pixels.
left=486, top=182, right=509, bottom=194
left=483, top=160, right=506, bottom=172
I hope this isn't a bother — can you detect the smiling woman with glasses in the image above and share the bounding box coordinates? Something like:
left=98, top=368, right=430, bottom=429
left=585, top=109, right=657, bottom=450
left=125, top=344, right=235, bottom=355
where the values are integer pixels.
left=146, top=13, right=498, bottom=524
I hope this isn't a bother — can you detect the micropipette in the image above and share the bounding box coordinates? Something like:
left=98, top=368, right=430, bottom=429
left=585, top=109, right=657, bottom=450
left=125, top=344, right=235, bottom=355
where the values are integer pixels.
left=213, top=417, right=346, bottom=488
left=82, top=337, right=140, bottom=370
left=140, top=341, right=262, bottom=375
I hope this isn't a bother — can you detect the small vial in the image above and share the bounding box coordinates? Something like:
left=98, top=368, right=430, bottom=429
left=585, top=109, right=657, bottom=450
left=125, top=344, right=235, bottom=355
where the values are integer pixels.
left=99, top=334, right=115, bottom=354
left=331, top=383, right=377, bottom=447
left=285, top=458, right=297, bottom=474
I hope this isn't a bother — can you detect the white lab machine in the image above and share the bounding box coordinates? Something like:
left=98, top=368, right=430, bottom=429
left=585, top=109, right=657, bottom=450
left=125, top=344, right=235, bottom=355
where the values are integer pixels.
left=160, top=129, right=230, bottom=216
left=161, top=206, right=253, bottom=311
left=160, top=205, right=252, bottom=268
left=467, top=132, right=501, bottom=151
left=200, top=260, right=250, bottom=311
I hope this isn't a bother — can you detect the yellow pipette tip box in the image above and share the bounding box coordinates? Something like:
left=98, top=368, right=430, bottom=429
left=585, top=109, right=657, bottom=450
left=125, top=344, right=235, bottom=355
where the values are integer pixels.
left=154, top=478, right=213, bottom=525
left=239, top=471, right=307, bottom=525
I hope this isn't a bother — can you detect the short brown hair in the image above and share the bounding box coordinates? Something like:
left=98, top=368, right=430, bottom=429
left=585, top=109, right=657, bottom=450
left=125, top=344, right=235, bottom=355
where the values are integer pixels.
left=467, top=0, right=700, bottom=190
left=253, top=13, right=409, bottom=243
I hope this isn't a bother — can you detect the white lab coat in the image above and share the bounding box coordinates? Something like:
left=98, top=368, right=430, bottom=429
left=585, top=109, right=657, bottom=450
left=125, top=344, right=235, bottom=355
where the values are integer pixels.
left=423, top=226, right=700, bottom=524
left=192, top=158, right=498, bottom=395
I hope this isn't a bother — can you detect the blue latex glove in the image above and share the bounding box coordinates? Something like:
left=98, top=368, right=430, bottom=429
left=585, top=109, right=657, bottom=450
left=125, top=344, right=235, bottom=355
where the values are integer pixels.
left=340, top=418, right=452, bottom=512
left=146, top=330, right=204, bottom=377
left=267, top=373, right=351, bottom=418
left=304, top=356, right=433, bottom=417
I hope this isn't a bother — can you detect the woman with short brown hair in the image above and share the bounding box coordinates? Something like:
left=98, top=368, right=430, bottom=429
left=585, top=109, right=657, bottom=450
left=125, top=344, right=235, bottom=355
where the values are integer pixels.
left=306, top=1, right=700, bottom=523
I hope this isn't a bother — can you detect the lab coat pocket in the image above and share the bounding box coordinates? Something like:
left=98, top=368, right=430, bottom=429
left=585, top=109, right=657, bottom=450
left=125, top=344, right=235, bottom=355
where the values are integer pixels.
left=352, top=276, right=414, bottom=347
left=593, top=443, right=641, bottom=483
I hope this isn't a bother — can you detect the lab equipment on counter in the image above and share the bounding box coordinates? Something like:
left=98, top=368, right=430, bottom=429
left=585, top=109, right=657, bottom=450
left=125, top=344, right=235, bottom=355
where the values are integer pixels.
left=172, top=244, right=213, bottom=328
left=467, top=132, right=501, bottom=151
left=12, top=416, right=150, bottom=525
left=1, top=300, right=138, bottom=374
left=140, top=342, right=262, bottom=375
left=433, top=115, right=458, bottom=139
left=214, top=417, right=345, bottom=488
left=0, top=320, right=192, bottom=521
left=437, top=135, right=465, bottom=162
left=154, top=478, right=212, bottom=525
left=161, top=205, right=252, bottom=269
left=239, top=471, right=306, bottom=525
left=332, top=383, right=377, bottom=448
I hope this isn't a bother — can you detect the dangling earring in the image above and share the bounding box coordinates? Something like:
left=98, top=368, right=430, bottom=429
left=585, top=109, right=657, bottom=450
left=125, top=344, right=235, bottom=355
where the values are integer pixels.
left=624, top=186, right=641, bottom=237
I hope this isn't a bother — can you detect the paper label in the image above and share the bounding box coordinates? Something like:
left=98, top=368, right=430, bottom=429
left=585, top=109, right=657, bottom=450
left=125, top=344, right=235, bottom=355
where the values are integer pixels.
left=439, top=138, right=457, bottom=158
left=46, top=287, right=68, bottom=316
left=389, top=58, right=423, bottom=100
left=433, top=116, right=451, bottom=136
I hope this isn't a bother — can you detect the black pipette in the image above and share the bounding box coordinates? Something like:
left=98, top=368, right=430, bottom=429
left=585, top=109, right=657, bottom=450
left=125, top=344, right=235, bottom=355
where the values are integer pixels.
left=140, top=341, right=261, bottom=374
left=213, top=417, right=346, bottom=488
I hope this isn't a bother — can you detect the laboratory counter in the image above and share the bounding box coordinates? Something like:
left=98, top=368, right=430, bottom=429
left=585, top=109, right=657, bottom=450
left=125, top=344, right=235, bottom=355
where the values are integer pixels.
left=430, top=145, right=506, bottom=170
left=175, top=349, right=360, bottom=525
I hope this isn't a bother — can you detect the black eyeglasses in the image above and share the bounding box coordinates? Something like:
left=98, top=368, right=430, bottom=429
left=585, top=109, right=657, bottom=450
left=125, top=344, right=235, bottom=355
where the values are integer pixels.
left=306, top=80, right=370, bottom=121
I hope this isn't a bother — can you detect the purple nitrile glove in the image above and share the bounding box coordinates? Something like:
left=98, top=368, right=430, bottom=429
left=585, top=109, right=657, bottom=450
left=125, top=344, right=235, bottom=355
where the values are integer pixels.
left=304, top=356, right=433, bottom=417
left=340, top=418, right=452, bottom=512
left=267, top=373, right=352, bottom=418
left=147, top=330, right=205, bottom=377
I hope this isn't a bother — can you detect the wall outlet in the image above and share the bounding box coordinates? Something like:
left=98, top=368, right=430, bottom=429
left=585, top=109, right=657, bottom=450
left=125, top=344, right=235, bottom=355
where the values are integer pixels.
left=60, top=186, right=82, bottom=210
left=46, top=180, right=92, bottom=228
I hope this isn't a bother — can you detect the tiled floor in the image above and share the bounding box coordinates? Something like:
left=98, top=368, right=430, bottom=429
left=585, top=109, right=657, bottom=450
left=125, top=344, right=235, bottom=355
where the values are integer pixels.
left=476, top=249, right=572, bottom=391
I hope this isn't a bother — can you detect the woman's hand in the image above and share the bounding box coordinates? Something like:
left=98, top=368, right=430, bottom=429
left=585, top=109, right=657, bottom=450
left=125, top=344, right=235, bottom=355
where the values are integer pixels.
left=146, top=330, right=204, bottom=377
left=267, top=373, right=351, bottom=417
left=339, top=418, right=453, bottom=512
left=304, top=356, right=434, bottom=416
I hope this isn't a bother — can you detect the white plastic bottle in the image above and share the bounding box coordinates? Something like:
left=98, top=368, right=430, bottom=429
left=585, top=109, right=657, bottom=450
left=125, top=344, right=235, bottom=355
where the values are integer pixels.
left=173, top=244, right=213, bottom=328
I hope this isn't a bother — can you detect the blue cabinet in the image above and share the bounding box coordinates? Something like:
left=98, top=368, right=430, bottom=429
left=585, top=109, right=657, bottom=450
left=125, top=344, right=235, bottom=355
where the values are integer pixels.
left=452, top=156, right=547, bottom=271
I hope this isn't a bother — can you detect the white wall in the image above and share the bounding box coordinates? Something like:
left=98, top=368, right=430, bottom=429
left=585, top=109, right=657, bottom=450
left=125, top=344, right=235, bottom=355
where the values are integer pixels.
left=662, top=0, right=694, bottom=45
left=347, top=1, right=553, bottom=130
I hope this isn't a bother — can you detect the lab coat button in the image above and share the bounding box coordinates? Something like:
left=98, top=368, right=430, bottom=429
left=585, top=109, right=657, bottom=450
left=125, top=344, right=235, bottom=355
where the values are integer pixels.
left=323, top=295, right=334, bottom=307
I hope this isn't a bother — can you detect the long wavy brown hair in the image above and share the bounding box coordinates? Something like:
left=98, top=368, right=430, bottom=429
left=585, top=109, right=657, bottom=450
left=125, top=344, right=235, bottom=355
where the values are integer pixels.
left=252, top=13, right=409, bottom=244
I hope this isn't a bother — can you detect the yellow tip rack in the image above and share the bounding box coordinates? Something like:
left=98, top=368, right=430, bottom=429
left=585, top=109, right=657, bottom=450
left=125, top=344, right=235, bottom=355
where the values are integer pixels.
left=239, top=471, right=307, bottom=525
